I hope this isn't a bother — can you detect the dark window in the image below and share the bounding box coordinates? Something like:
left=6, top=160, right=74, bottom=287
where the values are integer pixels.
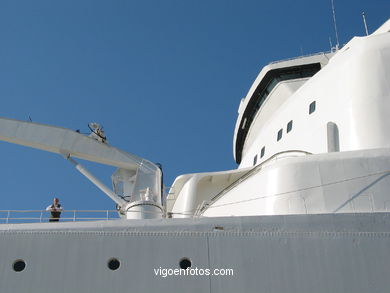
left=253, top=155, right=258, bottom=166
left=13, top=260, right=26, bottom=272
left=107, top=258, right=120, bottom=271
left=260, top=147, right=265, bottom=158
left=309, top=101, right=316, bottom=114
left=287, top=120, right=293, bottom=133
left=179, top=258, right=192, bottom=269
left=277, top=129, right=283, bottom=141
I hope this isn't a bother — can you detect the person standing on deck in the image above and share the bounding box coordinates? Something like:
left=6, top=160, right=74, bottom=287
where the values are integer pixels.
left=46, top=197, right=63, bottom=222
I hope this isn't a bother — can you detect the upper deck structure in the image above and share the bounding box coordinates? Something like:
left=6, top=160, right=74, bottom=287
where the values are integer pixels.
left=233, top=52, right=333, bottom=164
left=234, top=20, right=390, bottom=169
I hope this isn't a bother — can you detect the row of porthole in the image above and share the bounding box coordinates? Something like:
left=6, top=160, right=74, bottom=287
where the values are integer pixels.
left=253, top=100, right=316, bottom=166
left=11, top=257, right=192, bottom=272
left=12, top=258, right=120, bottom=272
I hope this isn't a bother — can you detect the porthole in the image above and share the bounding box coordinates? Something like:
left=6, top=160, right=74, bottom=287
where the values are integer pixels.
left=277, top=129, right=283, bottom=141
left=260, top=146, right=265, bottom=158
left=107, top=258, right=120, bottom=271
left=309, top=101, right=316, bottom=114
left=287, top=120, right=293, bottom=133
left=253, top=155, right=257, bottom=166
left=13, top=259, right=26, bottom=272
left=179, top=257, right=192, bottom=269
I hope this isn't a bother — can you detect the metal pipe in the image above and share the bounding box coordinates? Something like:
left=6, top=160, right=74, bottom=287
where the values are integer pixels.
left=65, top=155, right=126, bottom=206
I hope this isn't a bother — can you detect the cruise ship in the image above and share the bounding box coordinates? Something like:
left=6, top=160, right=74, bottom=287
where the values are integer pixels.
left=0, top=18, right=389, bottom=293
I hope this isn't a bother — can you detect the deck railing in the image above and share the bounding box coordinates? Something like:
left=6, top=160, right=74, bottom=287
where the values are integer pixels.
left=268, top=50, right=333, bottom=65
left=0, top=210, right=120, bottom=224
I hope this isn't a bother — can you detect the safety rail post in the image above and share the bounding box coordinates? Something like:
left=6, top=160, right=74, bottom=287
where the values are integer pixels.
left=39, top=211, right=43, bottom=223
left=73, top=210, right=76, bottom=222
left=106, top=210, right=109, bottom=220
left=6, top=210, right=10, bottom=224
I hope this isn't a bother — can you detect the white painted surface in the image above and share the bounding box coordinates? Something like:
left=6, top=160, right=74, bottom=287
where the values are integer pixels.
left=203, top=148, right=390, bottom=217
left=1, top=214, right=390, bottom=293
left=168, top=20, right=390, bottom=219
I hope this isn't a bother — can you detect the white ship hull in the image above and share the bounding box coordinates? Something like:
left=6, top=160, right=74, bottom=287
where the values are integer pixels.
left=1, top=213, right=389, bottom=293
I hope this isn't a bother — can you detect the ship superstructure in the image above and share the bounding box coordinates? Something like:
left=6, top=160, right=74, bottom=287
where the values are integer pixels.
left=235, top=28, right=390, bottom=169
left=168, top=19, right=390, bottom=218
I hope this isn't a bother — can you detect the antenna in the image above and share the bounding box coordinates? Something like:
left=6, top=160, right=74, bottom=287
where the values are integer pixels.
left=329, top=37, right=333, bottom=52
left=331, top=0, right=340, bottom=49
left=362, top=12, right=369, bottom=36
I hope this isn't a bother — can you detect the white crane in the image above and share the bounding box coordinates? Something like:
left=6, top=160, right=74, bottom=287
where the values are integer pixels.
left=0, top=117, right=164, bottom=219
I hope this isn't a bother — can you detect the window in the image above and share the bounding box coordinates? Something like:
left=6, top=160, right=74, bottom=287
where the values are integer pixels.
left=241, top=118, right=247, bottom=129
left=107, top=258, right=120, bottom=271
left=260, top=147, right=265, bottom=158
left=179, top=258, right=192, bottom=269
left=287, top=120, right=293, bottom=133
left=13, top=260, right=26, bottom=272
left=253, top=155, right=258, bottom=166
left=309, top=101, right=316, bottom=114
left=277, top=129, right=283, bottom=141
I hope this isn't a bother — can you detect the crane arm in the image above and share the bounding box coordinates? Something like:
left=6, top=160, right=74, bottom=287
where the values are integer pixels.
left=0, top=117, right=162, bottom=209
left=0, top=117, right=156, bottom=172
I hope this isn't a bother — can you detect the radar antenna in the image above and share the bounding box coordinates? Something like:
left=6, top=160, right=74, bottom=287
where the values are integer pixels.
left=88, top=122, right=107, bottom=143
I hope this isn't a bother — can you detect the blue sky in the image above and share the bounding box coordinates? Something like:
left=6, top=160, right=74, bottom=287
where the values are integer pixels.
left=0, top=0, right=389, bottom=212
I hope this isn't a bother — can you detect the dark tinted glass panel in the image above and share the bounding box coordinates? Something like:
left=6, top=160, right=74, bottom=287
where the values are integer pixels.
left=287, top=120, right=293, bottom=133
left=13, top=260, right=26, bottom=272
left=108, top=258, right=120, bottom=271
left=277, top=129, right=283, bottom=141
left=179, top=258, right=192, bottom=269
left=309, top=101, right=316, bottom=114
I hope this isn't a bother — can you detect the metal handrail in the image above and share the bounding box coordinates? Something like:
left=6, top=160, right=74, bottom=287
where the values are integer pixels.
left=268, top=51, right=333, bottom=65
left=0, top=210, right=120, bottom=224
left=0, top=210, right=119, bottom=213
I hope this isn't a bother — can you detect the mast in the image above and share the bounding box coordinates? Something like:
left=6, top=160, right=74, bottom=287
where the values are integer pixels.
left=331, top=0, right=340, bottom=49
left=362, top=12, right=369, bottom=36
